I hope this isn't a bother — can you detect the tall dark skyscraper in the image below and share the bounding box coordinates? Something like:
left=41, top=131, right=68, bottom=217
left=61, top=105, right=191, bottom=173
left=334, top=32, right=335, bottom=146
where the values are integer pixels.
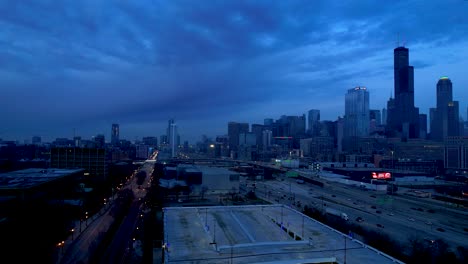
left=387, top=46, right=419, bottom=139
left=430, top=77, right=459, bottom=141
left=308, top=109, right=320, bottom=136
left=111, top=124, right=119, bottom=145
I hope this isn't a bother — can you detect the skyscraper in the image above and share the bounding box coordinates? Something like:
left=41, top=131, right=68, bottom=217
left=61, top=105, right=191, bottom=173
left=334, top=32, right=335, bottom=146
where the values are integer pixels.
left=344, top=87, right=369, bottom=139
left=382, top=108, right=387, bottom=125
left=308, top=109, right=320, bottom=137
left=167, top=119, right=179, bottom=157
left=111, top=124, right=119, bottom=145
left=262, top=130, right=272, bottom=151
left=228, top=122, right=249, bottom=152
left=386, top=46, right=419, bottom=139
left=431, top=77, right=459, bottom=141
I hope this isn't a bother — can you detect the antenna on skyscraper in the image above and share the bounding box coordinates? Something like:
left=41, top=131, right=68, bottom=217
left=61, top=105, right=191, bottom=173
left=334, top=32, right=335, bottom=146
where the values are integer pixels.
left=397, top=32, right=400, bottom=47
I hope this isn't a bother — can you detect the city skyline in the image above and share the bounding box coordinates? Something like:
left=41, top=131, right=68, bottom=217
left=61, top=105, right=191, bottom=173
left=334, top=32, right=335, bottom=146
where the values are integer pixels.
left=1, top=1, right=468, bottom=143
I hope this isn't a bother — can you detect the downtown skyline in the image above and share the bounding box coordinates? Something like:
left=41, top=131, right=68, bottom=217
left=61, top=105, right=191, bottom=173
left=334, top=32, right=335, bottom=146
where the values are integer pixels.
left=1, top=0, right=468, bottom=143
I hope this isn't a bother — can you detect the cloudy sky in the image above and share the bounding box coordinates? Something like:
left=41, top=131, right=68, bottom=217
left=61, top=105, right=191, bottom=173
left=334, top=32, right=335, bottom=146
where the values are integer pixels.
left=1, top=0, right=467, bottom=143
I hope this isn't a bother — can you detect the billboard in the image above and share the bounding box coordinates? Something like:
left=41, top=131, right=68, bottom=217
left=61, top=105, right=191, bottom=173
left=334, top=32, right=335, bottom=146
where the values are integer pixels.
left=372, top=172, right=391, bottom=179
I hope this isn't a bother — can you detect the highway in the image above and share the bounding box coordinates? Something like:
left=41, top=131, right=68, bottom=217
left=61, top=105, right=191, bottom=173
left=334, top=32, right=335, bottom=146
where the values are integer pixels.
left=245, top=175, right=468, bottom=251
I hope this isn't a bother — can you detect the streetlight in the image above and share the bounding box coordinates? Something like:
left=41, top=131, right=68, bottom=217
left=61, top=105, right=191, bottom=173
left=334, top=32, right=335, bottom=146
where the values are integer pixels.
left=70, top=228, right=75, bottom=240
left=57, top=241, right=65, bottom=255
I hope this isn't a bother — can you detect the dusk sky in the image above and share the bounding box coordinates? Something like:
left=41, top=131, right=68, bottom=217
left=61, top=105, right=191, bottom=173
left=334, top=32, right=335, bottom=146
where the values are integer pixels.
left=1, top=0, right=467, bottom=143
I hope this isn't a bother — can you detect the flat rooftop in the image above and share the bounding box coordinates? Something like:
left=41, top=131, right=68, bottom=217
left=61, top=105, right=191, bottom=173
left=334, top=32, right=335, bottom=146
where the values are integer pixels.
left=163, top=205, right=403, bottom=264
left=0, top=168, right=84, bottom=190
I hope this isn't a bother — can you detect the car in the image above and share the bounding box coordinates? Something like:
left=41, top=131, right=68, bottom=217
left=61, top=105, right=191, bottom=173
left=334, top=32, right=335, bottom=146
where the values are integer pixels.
left=408, top=218, right=415, bottom=222
left=436, top=227, right=445, bottom=232
left=376, top=224, right=384, bottom=228
left=356, top=217, right=364, bottom=222
left=425, top=221, right=432, bottom=225
left=370, top=195, right=376, bottom=198
left=331, top=195, right=336, bottom=197
left=376, top=210, right=382, bottom=214
left=388, top=213, right=394, bottom=216
left=371, top=205, right=377, bottom=209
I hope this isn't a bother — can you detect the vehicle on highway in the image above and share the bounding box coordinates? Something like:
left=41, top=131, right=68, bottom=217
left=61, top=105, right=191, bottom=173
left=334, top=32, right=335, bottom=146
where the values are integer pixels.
left=356, top=217, right=364, bottom=222
left=376, top=210, right=382, bottom=214
left=371, top=205, right=377, bottom=209
left=388, top=213, right=394, bottom=216
left=296, top=179, right=304, bottom=184
left=370, top=195, right=376, bottom=198
left=376, top=224, right=384, bottom=228
left=408, top=218, right=415, bottom=222
left=325, top=208, right=349, bottom=221
left=436, top=227, right=445, bottom=232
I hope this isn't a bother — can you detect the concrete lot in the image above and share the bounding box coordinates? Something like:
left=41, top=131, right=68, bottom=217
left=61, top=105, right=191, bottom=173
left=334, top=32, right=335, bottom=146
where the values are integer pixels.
left=163, top=205, right=403, bottom=264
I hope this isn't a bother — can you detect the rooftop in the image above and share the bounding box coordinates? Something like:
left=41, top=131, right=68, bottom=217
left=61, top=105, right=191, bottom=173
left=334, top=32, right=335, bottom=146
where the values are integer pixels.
left=0, top=168, right=84, bottom=190
left=163, top=205, right=403, bottom=264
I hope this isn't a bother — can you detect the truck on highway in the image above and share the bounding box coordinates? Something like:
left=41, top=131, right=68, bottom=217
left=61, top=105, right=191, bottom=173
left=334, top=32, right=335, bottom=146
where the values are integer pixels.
left=325, top=208, right=349, bottom=221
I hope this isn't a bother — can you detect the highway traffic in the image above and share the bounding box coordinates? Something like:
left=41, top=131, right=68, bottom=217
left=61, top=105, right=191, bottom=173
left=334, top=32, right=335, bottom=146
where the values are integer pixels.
left=244, top=175, right=468, bottom=251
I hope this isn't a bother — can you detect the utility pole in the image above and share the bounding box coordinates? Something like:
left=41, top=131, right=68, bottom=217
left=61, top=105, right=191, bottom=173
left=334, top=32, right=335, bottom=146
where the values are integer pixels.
left=344, top=235, right=347, bottom=264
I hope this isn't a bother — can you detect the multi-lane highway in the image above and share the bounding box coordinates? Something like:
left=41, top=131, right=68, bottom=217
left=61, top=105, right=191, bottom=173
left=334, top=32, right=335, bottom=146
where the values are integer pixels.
left=246, top=175, right=468, bottom=251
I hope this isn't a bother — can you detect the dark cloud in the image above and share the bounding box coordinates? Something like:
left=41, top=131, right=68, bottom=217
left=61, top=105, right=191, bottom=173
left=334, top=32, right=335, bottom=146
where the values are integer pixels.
left=0, top=0, right=467, bottom=142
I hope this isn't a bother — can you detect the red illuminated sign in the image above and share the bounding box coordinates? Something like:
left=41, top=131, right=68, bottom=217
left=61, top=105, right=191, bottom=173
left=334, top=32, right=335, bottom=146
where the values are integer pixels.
left=372, top=172, right=391, bottom=179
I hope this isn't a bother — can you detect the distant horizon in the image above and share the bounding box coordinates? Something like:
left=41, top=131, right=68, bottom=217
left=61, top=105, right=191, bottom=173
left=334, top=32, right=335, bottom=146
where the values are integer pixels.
left=1, top=1, right=467, bottom=144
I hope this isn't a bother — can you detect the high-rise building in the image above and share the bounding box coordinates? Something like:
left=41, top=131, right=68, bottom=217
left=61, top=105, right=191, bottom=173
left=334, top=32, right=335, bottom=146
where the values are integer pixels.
left=142, top=137, right=158, bottom=147
left=51, top=147, right=107, bottom=181
left=344, top=87, right=369, bottom=138
left=167, top=119, right=178, bottom=157
left=431, top=77, right=460, bottom=141
left=369, top=110, right=381, bottom=126
left=308, top=109, right=320, bottom=137
left=93, top=134, right=105, bottom=148
left=382, top=108, right=387, bottom=125
left=386, top=46, right=419, bottom=139
left=251, top=124, right=265, bottom=148
left=262, top=130, right=272, bottom=151
left=369, top=109, right=381, bottom=134
left=111, top=124, right=119, bottom=145
left=228, top=122, right=249, bottom=151
left=419, top=114, right=427, bottom=139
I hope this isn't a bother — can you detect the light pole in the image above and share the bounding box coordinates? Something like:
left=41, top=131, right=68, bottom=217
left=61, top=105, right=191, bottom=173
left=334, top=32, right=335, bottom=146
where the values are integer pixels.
left=71, top=228, right=75, bottom=240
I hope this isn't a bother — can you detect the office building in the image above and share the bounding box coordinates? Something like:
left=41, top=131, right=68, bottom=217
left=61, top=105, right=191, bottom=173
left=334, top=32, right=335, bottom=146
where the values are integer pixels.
left=228, top=122, right=249, bottom=151
left=419, top=114, right=427, bottom=139
left=142, top=136, right=158, bottom=148
left=344, top=87, right=369, bottom=138
left=167, top=119, right=179, bottom=157
left=251, top=124, right=265, bottom=148
left=444, top=137, right=468, bottom=170
left=430, top=77, right=460, bottom=141
left=386, top=46, right=420, bottom=139
left=111, top=124, right=119, bottom=145
left=51, top=147, right=107, bottom=181
left=93, top=134, right=105, bottom=148
left=262, top=130, right=272, bottom=151
left=382, top=108, right=387, bottom=125
left=308, top=109, right=320, bottom=136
